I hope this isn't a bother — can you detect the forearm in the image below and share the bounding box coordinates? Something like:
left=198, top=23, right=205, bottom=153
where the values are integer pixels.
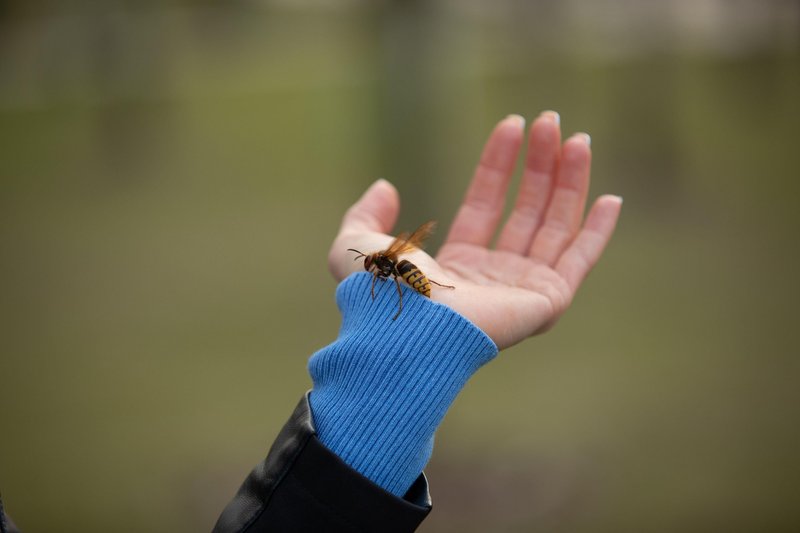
left=214, top=273, right=496, bottom=532
left=308, top=272, right=497, bottom=497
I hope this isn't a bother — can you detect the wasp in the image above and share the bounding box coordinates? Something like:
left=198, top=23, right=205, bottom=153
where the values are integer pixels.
left=348, top=221, right=455, bottom=320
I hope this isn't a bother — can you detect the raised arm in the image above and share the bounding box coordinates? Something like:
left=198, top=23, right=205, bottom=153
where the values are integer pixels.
left=216, top=112, right=621, bottom=533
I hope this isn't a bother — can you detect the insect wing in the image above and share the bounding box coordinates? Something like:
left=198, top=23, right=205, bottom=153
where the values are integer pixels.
left=405, top=221, right=436, bottom=249
left=383, top=231, right=413, bottom=258
left=384, top=221, right=437, bottom=258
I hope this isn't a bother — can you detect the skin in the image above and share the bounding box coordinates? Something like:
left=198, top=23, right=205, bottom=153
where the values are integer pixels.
left=328, top=112, right=622, bottom=350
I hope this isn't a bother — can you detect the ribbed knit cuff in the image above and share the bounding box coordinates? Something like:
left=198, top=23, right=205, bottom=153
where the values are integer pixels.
left=308, top=272, right=498, bottom=497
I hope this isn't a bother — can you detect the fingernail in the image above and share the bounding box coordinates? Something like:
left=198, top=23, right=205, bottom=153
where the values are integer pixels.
left=366, top=178, right=388, bottom=196
left=505, top=114, right=526, bottom=129
left=541, top=110, right=560, bottom=126
left=575, top=132, right=591, bottom=146
left=612, top=195, right=623, bottom=204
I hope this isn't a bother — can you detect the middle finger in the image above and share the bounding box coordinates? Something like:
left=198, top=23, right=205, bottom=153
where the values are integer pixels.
left=496, top=111, right=561, bottom=254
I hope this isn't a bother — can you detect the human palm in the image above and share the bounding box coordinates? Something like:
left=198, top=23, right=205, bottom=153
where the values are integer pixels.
left=328, top=112, right=621, bottom=350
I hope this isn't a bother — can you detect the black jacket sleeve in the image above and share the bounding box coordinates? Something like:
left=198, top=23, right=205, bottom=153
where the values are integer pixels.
left=212, top=392, right=432, bottom=533
left=0, top=494, right=20, bottom=533
left=0, top=393, right=431, bottom=533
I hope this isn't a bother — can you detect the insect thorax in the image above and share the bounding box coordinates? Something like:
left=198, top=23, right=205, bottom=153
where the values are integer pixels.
left=371, top=254, right=395, bottom=275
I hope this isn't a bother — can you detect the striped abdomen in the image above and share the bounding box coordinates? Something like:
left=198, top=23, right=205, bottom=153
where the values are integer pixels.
left=397, top=259, right=431, bottom=297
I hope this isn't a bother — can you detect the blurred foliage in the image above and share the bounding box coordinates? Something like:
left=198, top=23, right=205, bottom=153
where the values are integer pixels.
left=1, top=1, right=798, bottom=532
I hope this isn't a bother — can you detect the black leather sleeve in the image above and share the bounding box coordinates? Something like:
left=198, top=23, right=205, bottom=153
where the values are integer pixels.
left=212, top=392, right=432, bottom=533
left=0, top=494, right=20, bottom=533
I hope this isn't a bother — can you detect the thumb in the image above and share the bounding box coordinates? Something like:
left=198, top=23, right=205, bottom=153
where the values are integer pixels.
left=339, top=179, right=400, bottom=235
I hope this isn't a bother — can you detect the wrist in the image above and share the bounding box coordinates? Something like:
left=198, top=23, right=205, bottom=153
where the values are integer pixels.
left=308, top=272, right=497, bottom=496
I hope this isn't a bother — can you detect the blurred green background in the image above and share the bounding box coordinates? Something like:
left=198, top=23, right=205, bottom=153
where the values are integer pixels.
left=1, top=1, right=798, bottom=532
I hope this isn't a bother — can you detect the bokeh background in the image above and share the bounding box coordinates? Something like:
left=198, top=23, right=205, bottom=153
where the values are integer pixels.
left=1, top=1, right=798, bottom=531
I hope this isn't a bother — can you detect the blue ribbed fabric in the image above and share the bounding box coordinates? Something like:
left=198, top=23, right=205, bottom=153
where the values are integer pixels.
left=308, top=272, right=498, bottom=497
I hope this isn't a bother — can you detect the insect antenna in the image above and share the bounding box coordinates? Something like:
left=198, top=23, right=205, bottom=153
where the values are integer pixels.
left=347, top=248, right=367, bottom=261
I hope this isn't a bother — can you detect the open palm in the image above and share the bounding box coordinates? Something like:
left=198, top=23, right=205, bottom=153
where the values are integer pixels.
left=328, top=112, right=622, bottom=350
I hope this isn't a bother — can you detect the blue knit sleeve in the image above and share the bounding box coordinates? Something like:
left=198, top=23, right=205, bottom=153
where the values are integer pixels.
left=308, top=272, right=498, bottom=497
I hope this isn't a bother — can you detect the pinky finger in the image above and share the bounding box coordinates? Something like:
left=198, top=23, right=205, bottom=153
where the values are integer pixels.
left=555, top=195, right=623, bottom=291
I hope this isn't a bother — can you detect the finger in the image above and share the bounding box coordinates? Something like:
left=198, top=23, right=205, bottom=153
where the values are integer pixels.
left=444, top=114, right=525, bottom=247
left=496, top=111, right=561, bottom=254
left=339, top=178, right=400, bottom=235
left=556, top=195, right=622, bottom=291
left=528, top=133, right=592, bottom=265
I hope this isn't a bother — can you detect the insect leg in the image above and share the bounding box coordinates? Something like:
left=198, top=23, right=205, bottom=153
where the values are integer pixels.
left=429, top=278, right=456, bottom=289
left=393, top=275, right=403, bottom=320
left=371, top=272, right=378, bottom=300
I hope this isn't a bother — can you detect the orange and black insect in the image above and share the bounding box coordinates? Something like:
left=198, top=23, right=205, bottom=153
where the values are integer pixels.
left=348, top=221, right=455, bottom=320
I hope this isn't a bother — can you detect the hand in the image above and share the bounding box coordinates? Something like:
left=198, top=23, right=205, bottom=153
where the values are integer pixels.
left=328, top=112, right=622, bottom=350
